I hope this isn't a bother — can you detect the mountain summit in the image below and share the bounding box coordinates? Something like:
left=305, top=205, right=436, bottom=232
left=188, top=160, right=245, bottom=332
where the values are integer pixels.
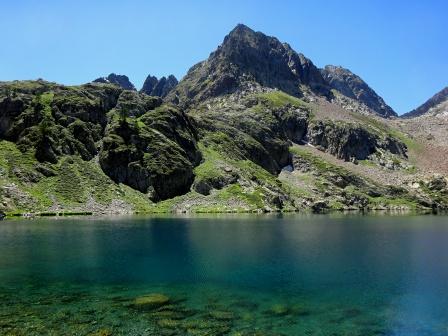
left=93, top=73, right=136, bottom=91
left=168, top=24, right=329, bottom=105
left=320, top=65, right=396, bottom=118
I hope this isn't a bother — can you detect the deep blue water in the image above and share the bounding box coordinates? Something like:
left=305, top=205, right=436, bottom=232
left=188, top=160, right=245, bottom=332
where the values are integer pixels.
left=1, top=214, right=448, bottom=335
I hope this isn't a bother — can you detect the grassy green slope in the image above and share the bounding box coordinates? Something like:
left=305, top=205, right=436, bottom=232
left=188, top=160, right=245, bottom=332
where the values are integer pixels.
left=0, top=140, right=153, bottom=215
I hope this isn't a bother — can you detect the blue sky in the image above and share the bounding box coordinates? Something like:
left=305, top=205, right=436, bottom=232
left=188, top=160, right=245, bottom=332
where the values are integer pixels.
left=1, top=0, right=447, bottom=114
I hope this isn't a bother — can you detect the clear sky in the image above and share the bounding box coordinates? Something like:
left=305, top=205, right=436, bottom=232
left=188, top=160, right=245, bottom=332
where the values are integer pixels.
left=1, top=0, right=447, bottom=114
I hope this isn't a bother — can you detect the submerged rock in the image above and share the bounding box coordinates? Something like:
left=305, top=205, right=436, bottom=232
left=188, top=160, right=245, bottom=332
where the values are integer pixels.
left=182, top=318, right=231, bottom=335
left=150, top=309, right=190, bottom=320
left=134, top=293, right=170, bottom=310
left=208, top=310, right=235, bottom=321
left=157, top=318, right=180, bottom=329
left=265, top=304, right=290, bottom=316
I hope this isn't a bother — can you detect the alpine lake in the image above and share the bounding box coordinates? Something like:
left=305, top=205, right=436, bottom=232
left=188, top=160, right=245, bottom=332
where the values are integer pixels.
left=1, top=214, right=448, bottom=336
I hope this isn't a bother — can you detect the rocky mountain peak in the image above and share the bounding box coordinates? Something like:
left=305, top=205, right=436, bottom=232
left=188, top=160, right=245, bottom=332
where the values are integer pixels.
left=167, top=24, right=329, bottom=106
left=217, top=25, right=329, bottom=95
left=321, top=65, right=396, bottom=118
left=141, top=75, right=158, bottom=95
left=140, top=74, right=178, bottom=97
left=402, top=86, right=448, bottom=118
left=93, top=73, right=136, bottom=91
left=224, top=23, right=254, bottom=40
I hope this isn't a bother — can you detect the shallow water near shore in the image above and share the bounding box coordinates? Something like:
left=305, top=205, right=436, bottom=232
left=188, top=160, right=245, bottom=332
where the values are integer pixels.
left=1, top=214, right=448, bottom=335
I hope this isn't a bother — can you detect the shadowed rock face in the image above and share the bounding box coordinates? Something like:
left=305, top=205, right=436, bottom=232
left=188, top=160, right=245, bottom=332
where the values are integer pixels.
left=307, top=120, right=407, bottom=161
left=93, top=73, right=136, bottom=91
left=141, top=75, right=158, bottom=95
left=99, top=104, right=201, bottom=201
left=320, top=65, right=396, bottom=118
left=141, top=74, right=178, bottom=97
left=402, top=86, right=448, bottom=118
left=167, top=24, right=330, bottom=106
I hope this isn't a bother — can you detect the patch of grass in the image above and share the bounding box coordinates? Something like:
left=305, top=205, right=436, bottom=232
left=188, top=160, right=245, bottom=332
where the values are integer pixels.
left=0, top=140, right=154, bottom=213
left=54, top=158, right=86, bottom=204
left=2, top=80, right=57, bottom=95
left=280, top=180, right=311, bottom=198
left=234, top=160, right=279, bottom=186
left=196, top=141, right=280, bottom=189
left=192, top=206, right=253, bottom=213
left=358, top=159, right=377, bottom=167
left=257, top=91, right=307, bottom=108
left=198, top=145, right=273, bottom=208
left=194, top=143, right=226, bottom=180
left=40, top=92, right=54, bottom=106
left=290, top=146, right=346, bottom=175
left=217, top=184, right=265, bottom=209
left=145, top=192, right=197, bottom=213
left=367, top=195, right=419, bottom=209
left=199, top=130, right=252, bottom=162
left=328, top=200, right=346, bottom=210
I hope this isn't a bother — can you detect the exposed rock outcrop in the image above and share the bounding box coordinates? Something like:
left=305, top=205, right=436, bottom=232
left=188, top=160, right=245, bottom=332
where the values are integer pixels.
left=141, top=74, right=178, bottom=97
left=321, top=65, right=396, bottom=118
left=99, top=105, right=201, bottom=201
left=93, top=73, right=136, bottom=91
left=307, top=120, right=407, bottom=161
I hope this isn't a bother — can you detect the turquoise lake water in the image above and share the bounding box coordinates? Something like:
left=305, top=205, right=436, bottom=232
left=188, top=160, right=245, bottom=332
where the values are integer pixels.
left=1, top=214, right=448, bottom=335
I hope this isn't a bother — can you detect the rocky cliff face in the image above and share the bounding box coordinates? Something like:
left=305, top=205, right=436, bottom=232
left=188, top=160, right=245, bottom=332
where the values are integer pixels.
left=167, top=24, right=329, bottom=106
left=307, top=120, right=407, bottom=161
left=402, top=86, right=448, bottom=118
left=100, top=104, right=200, bottom=201
left=191, top=90, right=310, bottom=175
left=141, top=74, right=178, bottom=97
left=93, top=73, right=136, bottom=91
left=320, top=65, right=396, bottom=118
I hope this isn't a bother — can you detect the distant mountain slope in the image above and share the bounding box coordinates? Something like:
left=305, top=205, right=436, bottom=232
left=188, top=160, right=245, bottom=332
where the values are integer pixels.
left=402, top=86, right=448, bottom=118
left=0, top=24, right=447, bottom=215
left=167, top=24, right=329, bottom=106
left=93, top=73, right=136, bottom=91
left=320, top=65, right=396, bottom=118
left=141, top=74, right=178, bottom=97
